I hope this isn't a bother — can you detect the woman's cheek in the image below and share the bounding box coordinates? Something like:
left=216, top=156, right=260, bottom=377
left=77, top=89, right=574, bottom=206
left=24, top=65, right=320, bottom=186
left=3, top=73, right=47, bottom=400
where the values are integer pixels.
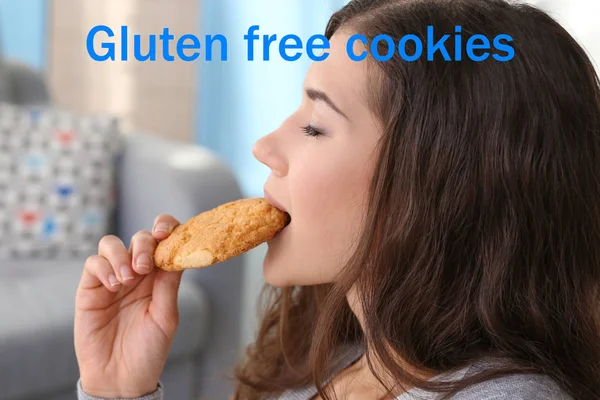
left=291, top=193, right=356, bottom=276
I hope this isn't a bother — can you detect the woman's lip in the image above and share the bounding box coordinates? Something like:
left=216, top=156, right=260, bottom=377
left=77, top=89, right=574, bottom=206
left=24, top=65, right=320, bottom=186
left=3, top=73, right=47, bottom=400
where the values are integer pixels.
left=263, top=189, right=288, bottom=213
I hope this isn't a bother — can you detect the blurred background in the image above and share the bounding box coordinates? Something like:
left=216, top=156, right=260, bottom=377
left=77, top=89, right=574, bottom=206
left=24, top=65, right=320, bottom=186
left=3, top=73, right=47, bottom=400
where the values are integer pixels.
left=49, top=0, right=350, bottom=347
left=0, top=0, right=598, bottom=399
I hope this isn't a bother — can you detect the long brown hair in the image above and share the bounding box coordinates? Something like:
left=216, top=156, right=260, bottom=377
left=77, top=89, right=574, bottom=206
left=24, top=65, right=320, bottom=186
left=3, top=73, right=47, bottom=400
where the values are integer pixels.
left=234, top=0, right=600, bottom=399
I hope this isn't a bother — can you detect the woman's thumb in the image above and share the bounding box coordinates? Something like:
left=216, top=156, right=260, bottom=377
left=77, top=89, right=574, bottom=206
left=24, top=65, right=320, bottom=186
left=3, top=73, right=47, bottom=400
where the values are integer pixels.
left=150, top=269, right=184, bottom=331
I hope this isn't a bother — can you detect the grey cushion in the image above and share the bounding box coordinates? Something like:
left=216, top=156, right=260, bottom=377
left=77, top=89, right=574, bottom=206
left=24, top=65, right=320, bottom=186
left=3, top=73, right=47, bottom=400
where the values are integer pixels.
left=0, top=59, right=50, bottom=106
left=0, top=103, right=124, bottom=260
left=0, top=259, right=209, bottom=399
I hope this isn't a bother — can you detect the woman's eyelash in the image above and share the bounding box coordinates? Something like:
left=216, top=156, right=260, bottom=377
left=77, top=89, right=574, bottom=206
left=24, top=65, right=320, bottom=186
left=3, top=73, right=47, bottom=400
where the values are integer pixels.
left=301, top=125, right=324, bottom=137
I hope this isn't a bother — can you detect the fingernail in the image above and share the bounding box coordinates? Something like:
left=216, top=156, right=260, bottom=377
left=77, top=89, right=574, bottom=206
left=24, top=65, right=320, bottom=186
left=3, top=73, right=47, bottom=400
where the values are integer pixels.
left=136, top=253, right=151, bottom=270
left=108, top=274, right=121, bottom=287
left=120, top=265, right=134, bottom=281
left=154, top=223, right=172, bottom=234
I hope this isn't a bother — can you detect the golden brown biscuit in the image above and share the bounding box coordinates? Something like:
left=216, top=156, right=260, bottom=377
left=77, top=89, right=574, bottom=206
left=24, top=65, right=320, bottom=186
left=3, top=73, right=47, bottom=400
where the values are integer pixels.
left=154, top=198, right=290, bottom=271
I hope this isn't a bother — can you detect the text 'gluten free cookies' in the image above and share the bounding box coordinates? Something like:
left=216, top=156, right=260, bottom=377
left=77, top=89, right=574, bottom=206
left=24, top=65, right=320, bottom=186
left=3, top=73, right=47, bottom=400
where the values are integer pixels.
left=154, top=198, right=291, bottom=271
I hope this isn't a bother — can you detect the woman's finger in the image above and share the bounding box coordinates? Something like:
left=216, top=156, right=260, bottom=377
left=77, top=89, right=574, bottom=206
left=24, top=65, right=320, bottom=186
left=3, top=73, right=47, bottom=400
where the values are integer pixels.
left=98, top=235, right=136, bottom=285
left=129, top=230, right=157, bottom=275
left=80, top=254, right=122, bottom=292
left=76, top=255, right=122, bottom=312
left=149, top=269, right=184, bottom=335
left=152, top=214, right=180, bottom=241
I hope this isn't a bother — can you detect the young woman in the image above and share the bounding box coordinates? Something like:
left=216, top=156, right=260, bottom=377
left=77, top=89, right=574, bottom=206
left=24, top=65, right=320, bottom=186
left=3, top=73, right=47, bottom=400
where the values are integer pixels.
left=74, top=0, right=600, bottom=399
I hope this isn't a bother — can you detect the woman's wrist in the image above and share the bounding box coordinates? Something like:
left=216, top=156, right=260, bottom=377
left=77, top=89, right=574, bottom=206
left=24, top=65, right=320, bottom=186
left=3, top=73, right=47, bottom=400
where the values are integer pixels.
left=78, top=379, right=161, bottom=399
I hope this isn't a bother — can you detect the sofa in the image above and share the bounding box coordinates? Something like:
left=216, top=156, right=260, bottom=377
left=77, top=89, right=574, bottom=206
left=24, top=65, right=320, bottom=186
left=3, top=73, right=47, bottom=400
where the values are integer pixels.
left=0, top=59, right=246, bottom=400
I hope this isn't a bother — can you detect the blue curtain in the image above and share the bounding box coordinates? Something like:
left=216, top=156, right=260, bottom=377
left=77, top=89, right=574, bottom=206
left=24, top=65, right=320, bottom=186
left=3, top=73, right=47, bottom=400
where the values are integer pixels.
left=0, top=0, right=46, bottom=70
left=196, top=0, right=349, bottom=198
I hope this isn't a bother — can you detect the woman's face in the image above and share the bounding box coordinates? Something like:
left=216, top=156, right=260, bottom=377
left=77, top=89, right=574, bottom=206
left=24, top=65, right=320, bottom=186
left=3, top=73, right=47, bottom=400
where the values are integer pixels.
left=252, top=33, right=382, bottom=287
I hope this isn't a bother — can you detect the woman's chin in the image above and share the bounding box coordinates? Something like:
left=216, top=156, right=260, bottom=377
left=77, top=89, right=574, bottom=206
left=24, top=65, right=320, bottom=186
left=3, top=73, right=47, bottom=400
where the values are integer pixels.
left=262, top=250, right=291, bottom=287
left=263, top=256, right=325, bottom=287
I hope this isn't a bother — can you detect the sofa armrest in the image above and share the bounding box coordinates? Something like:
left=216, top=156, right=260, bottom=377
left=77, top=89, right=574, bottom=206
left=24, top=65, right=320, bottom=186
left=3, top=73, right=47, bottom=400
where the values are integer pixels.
left=116, top=132, right=243, bottom=238
left=117, top=132, right=245, bottom=399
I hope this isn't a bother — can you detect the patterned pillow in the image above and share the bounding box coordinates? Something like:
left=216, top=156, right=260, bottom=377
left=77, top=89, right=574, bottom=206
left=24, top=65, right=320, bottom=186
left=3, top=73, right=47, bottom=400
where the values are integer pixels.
left=0, top=102, right=124, bottom=260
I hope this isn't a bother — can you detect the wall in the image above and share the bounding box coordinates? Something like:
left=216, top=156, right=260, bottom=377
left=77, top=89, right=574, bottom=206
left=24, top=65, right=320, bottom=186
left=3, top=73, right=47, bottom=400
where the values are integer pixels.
left=48, top=0, right=198, bottom=142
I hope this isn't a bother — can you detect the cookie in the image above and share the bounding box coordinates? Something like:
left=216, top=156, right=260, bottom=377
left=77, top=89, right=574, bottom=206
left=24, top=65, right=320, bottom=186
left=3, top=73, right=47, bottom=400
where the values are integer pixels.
left=154, top=197, right=290, bottom=271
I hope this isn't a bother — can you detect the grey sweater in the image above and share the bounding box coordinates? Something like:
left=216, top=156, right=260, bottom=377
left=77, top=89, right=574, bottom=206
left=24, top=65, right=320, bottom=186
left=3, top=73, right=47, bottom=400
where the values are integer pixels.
left=76, top=343, right=572, bottom=399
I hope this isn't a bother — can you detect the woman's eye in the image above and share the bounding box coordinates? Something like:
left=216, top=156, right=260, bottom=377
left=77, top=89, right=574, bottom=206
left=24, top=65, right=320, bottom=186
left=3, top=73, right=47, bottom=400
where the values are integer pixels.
left=301, top=125, right=324, bottom=137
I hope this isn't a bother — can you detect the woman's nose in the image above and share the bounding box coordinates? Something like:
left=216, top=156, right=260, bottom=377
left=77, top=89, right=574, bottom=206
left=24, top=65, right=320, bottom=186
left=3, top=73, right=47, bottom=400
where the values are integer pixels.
left=252, top=133, right=288, bottom=177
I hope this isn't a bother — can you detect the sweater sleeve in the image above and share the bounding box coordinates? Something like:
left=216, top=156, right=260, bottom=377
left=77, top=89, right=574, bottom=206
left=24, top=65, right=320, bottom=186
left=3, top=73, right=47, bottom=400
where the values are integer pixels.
left=76, top=379, right=164, bottom=400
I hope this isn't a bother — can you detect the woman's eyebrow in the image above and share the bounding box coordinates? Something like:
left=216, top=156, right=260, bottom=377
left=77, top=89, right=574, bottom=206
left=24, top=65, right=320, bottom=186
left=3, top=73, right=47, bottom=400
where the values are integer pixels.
left=305, top=88, right=350, bottom=120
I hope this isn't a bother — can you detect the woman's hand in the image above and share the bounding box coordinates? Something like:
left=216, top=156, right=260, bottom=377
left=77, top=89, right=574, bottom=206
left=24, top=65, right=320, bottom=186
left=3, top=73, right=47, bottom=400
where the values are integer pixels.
left=74, top=214, right=182, bottom=398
